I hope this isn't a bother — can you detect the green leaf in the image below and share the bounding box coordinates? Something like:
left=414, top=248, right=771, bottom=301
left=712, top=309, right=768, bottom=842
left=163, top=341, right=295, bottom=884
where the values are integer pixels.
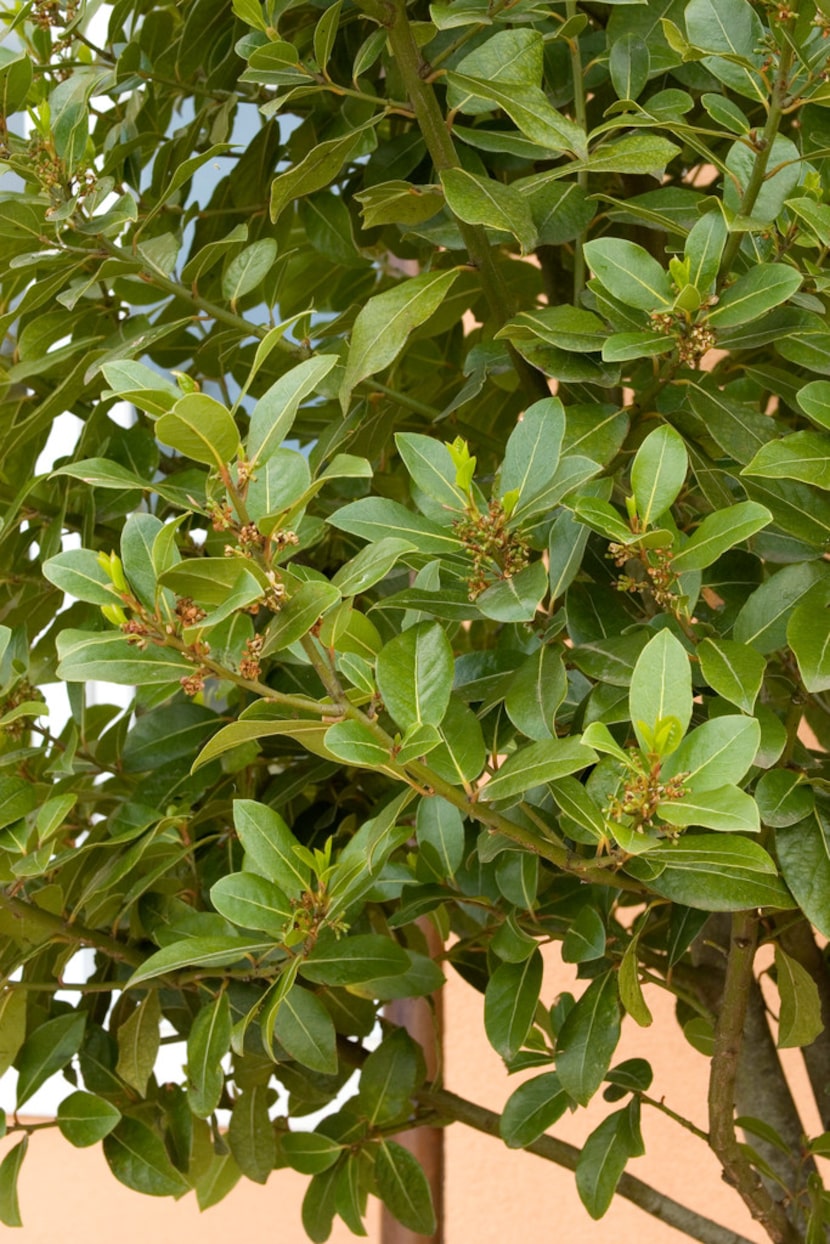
left=697, top=638, right=765, bottom=713
left=358, top=1028, right=425, bottom=1127
left=685, top=211, right=728, bottom=294
left=734, top=563, right=830, bottom=654
left=187, top=993, right=232, bottom=1118
left=328, top=497, right=462, bottom=555
left=416, top=795, right=465, bottom=879
left=429, top=697, right=487, bottom=786
left=477, top=561, right=549, bottom=623
left=247, top=355, right=338, bottom=467
left=324, top=719, right=390, bottom=767
left=671, top=502, right=771, bottom=572
left=562, top=906, right=607, bottom=964
left=115, top=991, right=161, bottom=1095
left=270, top=125, right=375, bottom=223
left=210, top=872, right=293, bottom=939
left=777, top=813, right=830, bottom=939
left=262, top=581, right=341, bottom=654
left=483, top=738, right=596, bottom=802
left=797, top=381, right=830, bottom=431
left=128, top=937, right=272, bottom=987
left=42, top=549, right=122, bottom=605
left=222, top=239, right=276, bottom=304
left=657, top=784, right=760, bottom=833
left=395, top=433, right=467, bottom=513
left=743, top=433, right=830, bottom=491
left=609, top=32, right=650, bottom=101
left=340, top=270, right=461, bottom=410
left=504, top=645, right=567, bottom=742
left=227, top=1087, right=276, bottom=1184
left=501, top=397, right=565, bottom=515
left=578, top=134, right=679, bottom=176
left=103, top=1118, right=189, bottom=1197
left=374, top=1140, right=436, bottom=1236
left=446, top=72, right=586, bottom=158
left=662, top=716, right=761, bottom=792
left=376, top=621, right=453, bottom=730
left=619, top=937, right=653, bottom=1027
left=709, top=265, right=801, bottom=327
left=272, top=985, right=338, bottom=1074
left=630, top=425, right=688, bottom=527
left=484, top=950, right=543, bottom=1060
left=333, top=537, right=416, bottom=597
left=626, top=834, right=793, bottom=911
left=56, top=1092, right=121, bottom=1148
left=156, top=394, right=239, bottom=467
left=234, top=799, right=310, bottom=897
left=282, top=1132, right=342, bottom=1175
left=788, top=602, right=830, bottom=692
left=0, top=991, right=26, bottom=1078
left=775, top=947, right=823, bottom=1049
left=500, top=1074, right=569, bottom=1150
left=0, top=1138, right=27, bottom=1227
left=0, top=52, right=32, bottom=117
left=16, top=1011, right=86, bottom=1108
left=441, top=169, right=536, bottom=253
left=576, top=1104, right=643, bottom=1219
left=300, top=933, right=410, bottom=986
left=556, top=973, right=621, bottom=1106
left=629, top=629, right=692, bottom=754
left=755, top=770, right=814, bottom=829
left=583, top=239, right=673, bottom=311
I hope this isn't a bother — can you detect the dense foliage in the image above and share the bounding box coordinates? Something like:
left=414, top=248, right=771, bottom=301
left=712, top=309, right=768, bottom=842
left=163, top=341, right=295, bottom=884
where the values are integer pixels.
left=2, top=0, right=830, bottom=1239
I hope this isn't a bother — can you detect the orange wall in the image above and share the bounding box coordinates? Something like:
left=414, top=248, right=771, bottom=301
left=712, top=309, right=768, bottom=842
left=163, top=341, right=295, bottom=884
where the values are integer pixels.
left=6, top=944, right=819, bottom=1243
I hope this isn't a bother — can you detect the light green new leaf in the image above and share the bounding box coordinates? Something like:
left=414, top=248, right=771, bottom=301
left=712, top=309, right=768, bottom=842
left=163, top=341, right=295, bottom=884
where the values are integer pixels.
left=630, top=425, right=688, bottom=526
left=671, top=501, right=772, bottom=572
left=697, top=638, right=765, bottom=713
left=775, top=947, right=824, bottom=1049
left=376, top=621, right=453, bottom=730
left=340, top=270, right=461, bottom=410
left=629, top=629, right=692, bottom=754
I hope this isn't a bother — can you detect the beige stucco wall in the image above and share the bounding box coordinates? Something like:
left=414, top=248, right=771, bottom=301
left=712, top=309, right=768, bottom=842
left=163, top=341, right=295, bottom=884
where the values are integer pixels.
left=4, top=943, right=819, bottom=1243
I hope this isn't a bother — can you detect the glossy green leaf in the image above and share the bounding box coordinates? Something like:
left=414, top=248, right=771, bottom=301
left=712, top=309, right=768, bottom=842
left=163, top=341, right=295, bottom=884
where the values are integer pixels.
left=662, top=716, right=761, bottom=792
left=376, top=621, right=453, bottom=730
left=233, top=799, right=310, bottom=897
left=500, top=1073, right=569, bottom=1149
left=300, top=934, right=409, bottom=986
left=374, top=1140, right=436, bottom=1236
left=483, top=739, right=596, bottom=802
left=556, top=973, right=621, bottom=1106
left=103, top=1118, right=189, bottom=1197
left=630, top=425, right=688, bottom=527
left=709, top=265, right=801, bottom=327
left=0, top=1138, right=27, bottom=1227
left=504, top=645, right=567, bottom=741
left=484, top=950, right=543, bottom=1060
left=629, top=629, right=692, bottom=754
left=210, top=872, right=293, bottom=938
left=282, top=1132, right=342, bottom=1175
left=16, top=1011, right=86, bottom=1108
left=441, top=169, right=536, bottom=253
left=671, top=502, right=771, bottom=572
left=583, top=239, right=673, bottom=311
left=358, top=1028, right=425, bottom=1127
left=576, top=1103, right=644, bottom=1219
left=247, top=356, right=338, bottom=467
